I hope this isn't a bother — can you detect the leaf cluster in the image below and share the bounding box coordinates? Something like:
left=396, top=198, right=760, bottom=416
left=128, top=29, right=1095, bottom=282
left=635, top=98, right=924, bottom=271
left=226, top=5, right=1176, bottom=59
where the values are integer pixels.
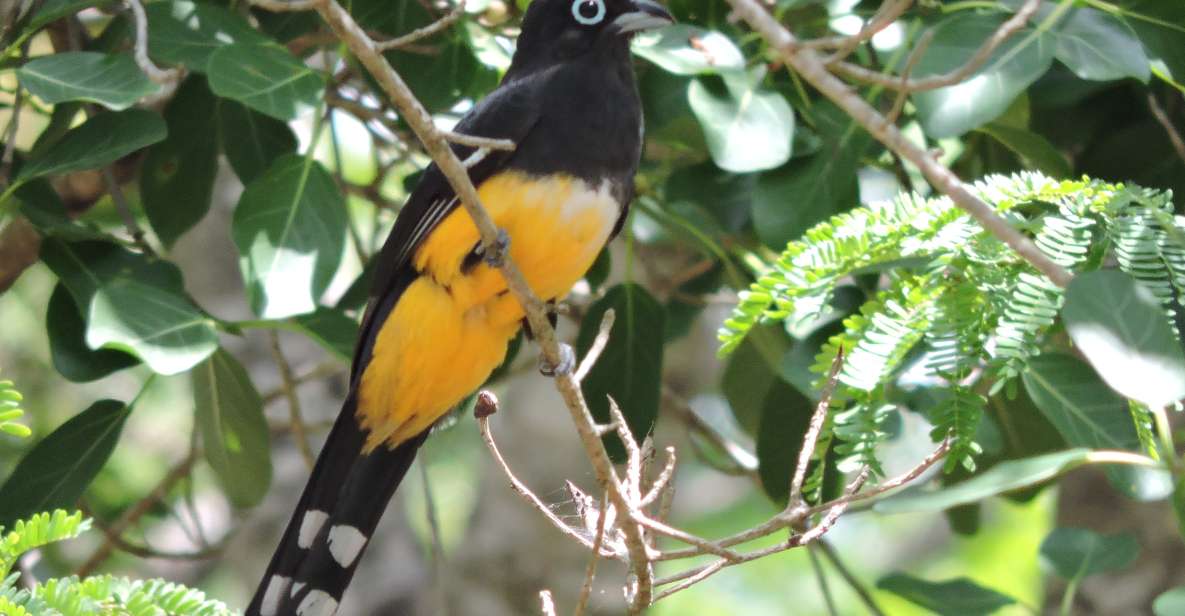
left=721, top=172, right=1184, bottom=472
left=0, top=510, right=230, bottom=616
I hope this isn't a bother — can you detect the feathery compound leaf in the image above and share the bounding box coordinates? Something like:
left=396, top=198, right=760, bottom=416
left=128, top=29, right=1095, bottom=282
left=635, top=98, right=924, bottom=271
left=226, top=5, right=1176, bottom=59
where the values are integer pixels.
left=832, top=401, right=893, bottom=475
left=928, top=387, right=986, bottom=472
left=721, top=172, right=1183, bottom=476
left=0, top=510, right=89, bottom=578
left=0, top=370, right=29, bottom=439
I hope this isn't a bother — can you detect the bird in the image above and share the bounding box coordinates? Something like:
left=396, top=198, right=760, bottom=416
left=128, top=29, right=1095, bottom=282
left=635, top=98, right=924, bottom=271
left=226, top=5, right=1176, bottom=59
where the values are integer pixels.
left=245, top=0, right=674, bottom=614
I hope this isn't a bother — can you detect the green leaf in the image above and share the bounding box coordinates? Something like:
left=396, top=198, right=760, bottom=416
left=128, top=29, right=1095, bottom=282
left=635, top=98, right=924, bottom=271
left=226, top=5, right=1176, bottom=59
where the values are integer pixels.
left=1022, top=353, right=1141, bottom=453
left=16, top=109, right=166, bottom=182
left=687, top=70, right=794, bottom=173
left=46, top=284, right=140, bottom=382
left=141, top=76, right=220, bottom=247
left=1060, top=270, right=1185, bottom=409
left=216, top=98, right=298, bottom=184
left=583, top=248, right=612, bottom=290
left=207, top=43, right=326, bottom=121
left=912, top=13, right=1055, bottom=137
left=1022, top=353, right=1148, bottom=495
left=755, top=380, right=813, bottom=505
left=975, top=122, right=1071, bottom=178
left=631, top=25, right=744, bottom=75
left=17, top=52, right=160, bottom=110
left=232, top=154, right=348, bottom=319
left=0, top=372, right=28, bottom=441
left=1040, top=527, right=1139, bottom=579
left=1121, top=0, right=1185, bottom=90
left=351, top=0, right=432, bottom=33
left=386, top=39, right=491, bottom=113
left=14, top=179, right=103, bottom=240
left=0, top=423, right=31, bottom=438
left=751, top=102, right=870, bottom=248
left=875, top=448, right=1093, bottom=513
left=575, top=283, right=666, bottom=461
left=0, top=400, right=129, bottom=528
left=40, top=239, right=219, bottom=375
left=1154, top=587, right=1185, bottom=616
left=0, top=510, right=89, bottom=578
left=876, top=574, right=1017, bottom=616
left=665, top=161, right=754, bottom=232
left=1054, top=7, right=1150, bottom=82
left=293, top=308, right=358, bottom=362
left=146, top=0, right=270, bottom=72
left=721, top=329, right=787, bottom=434
left=22, top=0, right=99, bottom=34
left=193, top=349, right=271, bottom=508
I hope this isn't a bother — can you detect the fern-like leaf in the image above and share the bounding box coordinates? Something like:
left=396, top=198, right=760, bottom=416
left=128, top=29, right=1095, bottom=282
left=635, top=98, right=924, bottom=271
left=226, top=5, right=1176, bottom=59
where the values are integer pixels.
left=832, top=401, right=893, bottom=475
left=0, top=369, right=30, bottom=439
left=0, top=511, right=90, bottom=578
left=721, top=172, right=1185, bottom=477
left=927, top=386, right=986, bottom=471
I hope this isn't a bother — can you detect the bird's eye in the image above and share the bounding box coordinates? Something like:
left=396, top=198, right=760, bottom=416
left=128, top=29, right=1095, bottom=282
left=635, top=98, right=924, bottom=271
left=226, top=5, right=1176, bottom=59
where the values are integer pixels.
left=570, top=0, right=605, bottom=25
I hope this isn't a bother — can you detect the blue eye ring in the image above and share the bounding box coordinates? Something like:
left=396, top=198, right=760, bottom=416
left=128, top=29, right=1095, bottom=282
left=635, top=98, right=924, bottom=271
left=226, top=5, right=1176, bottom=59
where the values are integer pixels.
left=571, top=0, right=606, bottom=25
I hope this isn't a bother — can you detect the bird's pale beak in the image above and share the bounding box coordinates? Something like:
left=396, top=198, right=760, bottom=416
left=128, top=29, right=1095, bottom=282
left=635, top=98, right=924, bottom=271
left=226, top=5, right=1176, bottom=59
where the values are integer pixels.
left=613, top=0, right=675, bottom=34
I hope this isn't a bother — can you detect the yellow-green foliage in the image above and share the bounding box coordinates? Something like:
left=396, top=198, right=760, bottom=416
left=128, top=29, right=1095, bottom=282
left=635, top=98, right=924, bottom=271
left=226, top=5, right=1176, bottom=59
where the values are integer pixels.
left=720, top=173, right=1185, bottom=473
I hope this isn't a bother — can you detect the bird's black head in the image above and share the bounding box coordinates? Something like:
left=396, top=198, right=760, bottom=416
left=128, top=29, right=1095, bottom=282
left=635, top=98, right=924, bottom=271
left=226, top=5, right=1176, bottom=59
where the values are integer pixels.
left=507, top=0, right=673, bottom=78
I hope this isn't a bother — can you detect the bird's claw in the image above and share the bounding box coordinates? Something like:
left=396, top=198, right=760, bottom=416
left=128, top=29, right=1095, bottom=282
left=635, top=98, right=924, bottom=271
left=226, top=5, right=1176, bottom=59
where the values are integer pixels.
left=539, top=342, right=575, bottom=377
left=482, top=228, right=511, bottom=267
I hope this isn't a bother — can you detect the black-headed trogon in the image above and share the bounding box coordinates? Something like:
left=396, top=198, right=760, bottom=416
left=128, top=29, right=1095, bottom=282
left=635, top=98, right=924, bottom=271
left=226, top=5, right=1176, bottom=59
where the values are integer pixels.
left=245, top=0, right=673, bottom=614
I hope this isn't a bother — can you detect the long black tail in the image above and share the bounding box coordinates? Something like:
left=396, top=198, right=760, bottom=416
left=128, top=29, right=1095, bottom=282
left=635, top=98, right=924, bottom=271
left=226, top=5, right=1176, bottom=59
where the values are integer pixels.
left=245, top=392, right=428, bottom=616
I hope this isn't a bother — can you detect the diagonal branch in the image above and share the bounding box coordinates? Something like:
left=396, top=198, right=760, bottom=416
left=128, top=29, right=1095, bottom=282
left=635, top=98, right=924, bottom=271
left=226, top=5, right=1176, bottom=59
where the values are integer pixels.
left=831, top=0, right=1042, bottom=93
left=725, top=0, right=1071, bottom=288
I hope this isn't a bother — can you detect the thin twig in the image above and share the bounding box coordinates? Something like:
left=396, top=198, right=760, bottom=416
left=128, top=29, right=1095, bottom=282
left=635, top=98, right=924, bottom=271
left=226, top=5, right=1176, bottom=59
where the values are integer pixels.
left=78, top=452, right=197, bottom=576
left=635, top=516, right=739, bottom=562
left=652, top=560, right=727, bottom=602
left=789, top=348, right=843, bottom=510
left=789, top=467, right=868, bottom=547
left=124, top=0, right=182, bottom=84
left=653, top=441, right=944, bottom=564
left=661, top=387, right=758, bottom=478
left=832, top=0, right=1041, bottom=93
left=99, top=532, right=224, bottom=561
left=102, top=167, right=155, bottom=256
left=726, top=0, right=1071, bottom=287
left=638, top=447, right=675, bottom=508
left=822, top=0, right=913, bottom=65
left=420, top=460, right=450, bottom=616
left=573, top=492, right=610, bottom=616
left=440, top=129, right=516, bottom=151
left=267, top=331, right=315, bottom=471
left=476, top=397, right=621, bottom=559
left=808, top=545, right=839, bottom=616
left=885, top=28, right=933, bottom=125
left=817, top=541, right=887, bottom=616
left=2, top=67, right=24, bottom=184
left=804, top=439, right=949, bottom=517
left=575, top=309, right=616, bottom=382
left=248, top=0, right=318, bottom=10
left=1148, top=92, right=1185, bottom=167
left=375, top=0, right=466, bottom=50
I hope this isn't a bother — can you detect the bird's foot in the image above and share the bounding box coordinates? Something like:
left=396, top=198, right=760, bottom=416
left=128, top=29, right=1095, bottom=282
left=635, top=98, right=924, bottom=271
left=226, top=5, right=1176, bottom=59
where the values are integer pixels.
left=482, top=228, right=511, bottom=267
left=539, top=342, right=576, bottom=377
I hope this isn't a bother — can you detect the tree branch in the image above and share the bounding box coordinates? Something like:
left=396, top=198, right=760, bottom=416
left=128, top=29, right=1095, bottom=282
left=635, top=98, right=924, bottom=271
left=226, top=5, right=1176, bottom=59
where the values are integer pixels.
left=725, top=0, right=1071, bottom=287
left=831, top=0, right=1041, bottom=93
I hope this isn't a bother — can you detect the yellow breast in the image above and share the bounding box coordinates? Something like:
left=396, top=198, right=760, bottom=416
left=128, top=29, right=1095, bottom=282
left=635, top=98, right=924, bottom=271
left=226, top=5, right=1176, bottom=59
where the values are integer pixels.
left=356, top=171, right=620, bottom=451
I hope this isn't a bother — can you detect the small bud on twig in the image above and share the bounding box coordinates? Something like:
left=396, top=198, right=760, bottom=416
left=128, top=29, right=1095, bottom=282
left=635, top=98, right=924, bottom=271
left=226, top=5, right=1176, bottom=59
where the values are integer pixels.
left=475, top=390, right=499, bottom=418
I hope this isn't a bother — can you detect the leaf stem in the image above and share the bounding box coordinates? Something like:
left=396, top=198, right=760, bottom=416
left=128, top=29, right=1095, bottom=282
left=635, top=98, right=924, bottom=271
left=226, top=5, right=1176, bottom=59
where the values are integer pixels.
left=1150, top=405, right=1179, bottom=471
